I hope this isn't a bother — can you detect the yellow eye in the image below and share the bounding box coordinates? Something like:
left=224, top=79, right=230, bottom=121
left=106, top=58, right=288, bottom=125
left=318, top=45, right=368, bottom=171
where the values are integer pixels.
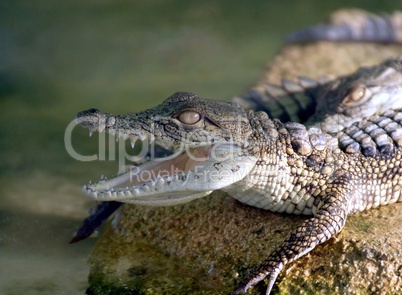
left=178, top=111, right=201, bottom=125
left=343, top=86, right=366, bottom=106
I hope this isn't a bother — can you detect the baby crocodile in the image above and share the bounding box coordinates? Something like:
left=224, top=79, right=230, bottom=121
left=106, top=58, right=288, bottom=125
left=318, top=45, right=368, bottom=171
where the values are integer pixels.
left=236, top=57, right=402, bottom=133
left=70, top=57, right=402, bottom=244
left=70, top=10, right=402, bottom=242
left=77, top=92, right=402, bottom=294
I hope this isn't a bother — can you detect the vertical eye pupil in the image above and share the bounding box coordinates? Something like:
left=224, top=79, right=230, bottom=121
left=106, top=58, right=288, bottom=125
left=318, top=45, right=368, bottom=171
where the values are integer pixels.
left=178, top=111, right=201, bottom=125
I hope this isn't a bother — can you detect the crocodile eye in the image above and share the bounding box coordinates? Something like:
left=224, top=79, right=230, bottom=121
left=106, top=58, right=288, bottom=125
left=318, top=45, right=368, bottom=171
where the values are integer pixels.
left=178, top=111, right=201, bottom=125
left=343, top=86, right=366, bottom=106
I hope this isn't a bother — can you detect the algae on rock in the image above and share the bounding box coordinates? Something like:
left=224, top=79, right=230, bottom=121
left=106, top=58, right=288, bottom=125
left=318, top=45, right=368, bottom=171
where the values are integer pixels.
left=87, top=191, right=402, bottom=294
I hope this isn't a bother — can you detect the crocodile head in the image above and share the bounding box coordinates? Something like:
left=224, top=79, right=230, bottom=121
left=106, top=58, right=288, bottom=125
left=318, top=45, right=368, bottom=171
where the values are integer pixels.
left=313, top=58, right=402, bottom=133
left=76, top=92, right=258, bottom=206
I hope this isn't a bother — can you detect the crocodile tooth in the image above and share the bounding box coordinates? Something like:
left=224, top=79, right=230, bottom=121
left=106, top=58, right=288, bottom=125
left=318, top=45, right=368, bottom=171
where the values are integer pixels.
left=89, top=131, right=93, bottom=137
left=155, top=177, right=165, bottom=187
left=265, top=84, right=287, bottom=97
left=90, top=191, right=98, bottom=198
left=98, top=190, right=108, bottom=197
left=130, top=136, right=138, bottom=148
left=98, top=124, right=105, bottom=133
left=118, top=190, right=125, bottom=198
left=82, top=185, right=87, bottom=193
left=138, top=133, right=147, bottom=141
left=132, top=188, right=140, bottom=195
left=142, top=185, right=150, bottom=192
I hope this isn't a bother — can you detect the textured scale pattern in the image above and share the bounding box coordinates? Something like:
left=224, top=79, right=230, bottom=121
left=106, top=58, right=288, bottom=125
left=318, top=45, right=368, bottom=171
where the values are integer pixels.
left=234, top=194, right=348, bottom=294
left=338, top=109, right=402, bottom=156
left=229, top=108, right=402, bottom=294
left=236, top=57, right=402, bottom=134
left=234, top=77, right=321, bottom=123
left=286, top=9, right=402, bottom=44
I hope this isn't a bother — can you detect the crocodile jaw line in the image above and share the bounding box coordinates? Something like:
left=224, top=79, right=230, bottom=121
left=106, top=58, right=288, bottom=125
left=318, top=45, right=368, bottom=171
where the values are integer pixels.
left=82, top=136, right=257, bottom=206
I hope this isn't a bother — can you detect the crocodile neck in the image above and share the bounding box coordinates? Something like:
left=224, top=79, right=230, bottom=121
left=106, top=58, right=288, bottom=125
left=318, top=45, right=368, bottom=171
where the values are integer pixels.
left=222, top=108, right=402, bottom=215
left=222, top=110, right=324, bottom=214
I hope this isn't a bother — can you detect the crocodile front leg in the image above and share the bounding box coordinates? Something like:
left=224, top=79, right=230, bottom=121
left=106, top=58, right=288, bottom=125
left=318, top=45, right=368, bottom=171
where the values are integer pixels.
left=69, top=201, right=122, bottom=243
left=233, top=186, right=349, bottom=294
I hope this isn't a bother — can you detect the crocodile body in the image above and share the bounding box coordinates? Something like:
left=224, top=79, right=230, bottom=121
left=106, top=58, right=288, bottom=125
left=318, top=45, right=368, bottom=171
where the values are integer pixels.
left=77, top=92, right=402, bottom=294
left=285, top=9, right=402, bottom=44
left=235, top=57, right=402, bottom=133
left=70, top=57, right=402, bottom=243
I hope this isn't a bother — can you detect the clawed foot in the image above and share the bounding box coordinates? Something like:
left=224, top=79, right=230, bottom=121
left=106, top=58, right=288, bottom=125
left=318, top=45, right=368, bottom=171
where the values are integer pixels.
left=232, top=267, right=280, bottom=295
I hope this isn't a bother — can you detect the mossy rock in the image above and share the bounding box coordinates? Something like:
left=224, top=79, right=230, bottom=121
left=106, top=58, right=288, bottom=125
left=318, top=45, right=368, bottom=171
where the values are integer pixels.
left=87, top=191, right=402, bottom=294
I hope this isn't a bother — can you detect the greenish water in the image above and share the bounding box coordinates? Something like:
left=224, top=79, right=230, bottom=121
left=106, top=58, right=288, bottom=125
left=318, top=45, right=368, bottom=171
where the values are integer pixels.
left=0, top=1, right=398, bottom=294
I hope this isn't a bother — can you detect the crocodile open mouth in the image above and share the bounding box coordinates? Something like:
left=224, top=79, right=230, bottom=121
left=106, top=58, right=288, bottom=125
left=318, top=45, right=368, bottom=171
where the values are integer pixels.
left=81, top=132, right=257, bottom=206
left=77, top=102, right=257, bottom=206
left=82, top=137, right=216, bottom=205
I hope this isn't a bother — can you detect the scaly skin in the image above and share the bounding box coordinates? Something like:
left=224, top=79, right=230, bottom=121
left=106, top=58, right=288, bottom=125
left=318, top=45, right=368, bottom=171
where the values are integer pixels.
left=235, top=57, right=402, bottom=133
left=286, top=9, right=402, bottom=44
left=76, top=92, right=402, bottom=294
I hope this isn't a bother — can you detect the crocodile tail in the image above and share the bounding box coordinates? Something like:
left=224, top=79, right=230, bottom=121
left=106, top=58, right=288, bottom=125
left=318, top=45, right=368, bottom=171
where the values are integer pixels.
left=233, top=76, right=322, bottom=123
left=286, top=9, right=402, bottom=44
